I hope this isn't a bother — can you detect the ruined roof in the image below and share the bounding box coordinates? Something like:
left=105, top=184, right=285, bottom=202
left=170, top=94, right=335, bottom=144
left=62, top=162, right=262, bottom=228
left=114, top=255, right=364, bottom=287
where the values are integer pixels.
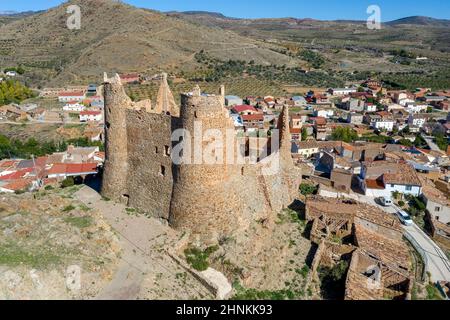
left=306, top=196, right=403, bottom=232
left=345, top=250, right=384, bottom=300
left=354, top=224, right=410, bottom=272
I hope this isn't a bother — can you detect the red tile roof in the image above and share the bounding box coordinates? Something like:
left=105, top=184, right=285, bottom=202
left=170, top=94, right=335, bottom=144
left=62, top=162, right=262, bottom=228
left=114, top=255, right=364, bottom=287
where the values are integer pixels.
left=80, top=110, right=102, bottom=116
left=0, top=168, right=33, bottom=180
left=47, top=163, right=98, bottom=176
left=242, top=114, right=264, bottom=122
left=232, top=105, right=259, bottom=113
left=0, top=160, right=19, bottom=168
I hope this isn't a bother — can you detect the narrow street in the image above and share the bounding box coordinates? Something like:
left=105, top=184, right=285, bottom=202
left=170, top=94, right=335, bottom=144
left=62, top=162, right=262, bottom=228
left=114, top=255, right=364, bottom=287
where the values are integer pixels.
left=355, top=194, right=450, bottom=282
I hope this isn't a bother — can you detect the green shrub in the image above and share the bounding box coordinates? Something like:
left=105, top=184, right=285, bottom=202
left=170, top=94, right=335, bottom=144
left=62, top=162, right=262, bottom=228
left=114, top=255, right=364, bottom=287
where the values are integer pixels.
left=300, top=183, right=317, bottom=196
left=61, top=177, right=75, bottom=188
left=184, top=246, right=218, bottom=271
left=62, top=205, right=75, bottom=212
left=63, top=216, right=93, bottom=229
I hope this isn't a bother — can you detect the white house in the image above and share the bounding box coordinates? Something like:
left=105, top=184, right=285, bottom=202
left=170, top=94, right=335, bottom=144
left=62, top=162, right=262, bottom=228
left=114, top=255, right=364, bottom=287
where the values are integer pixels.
left=313, top=108, right=334, bottom=119
left=63, top=102, right=85, bottom=112
left=399, top=98, right=416, bottom=107
left=405, top=102, right=428, bottom=114
left=408, top=114, right=427, bottom=128
left=361, top=161, right=422, bottom=198
left=364, top=103, right=377, bottom=112
left=387, top=104, right=405, bottom=112
left=292, top=141, right=319, bottom=158
left=58, top=91, right=85, bottom=103
left=370, top=118, right=395, bottom=132
left=328, top=87, right=357, bottom=96
left=79, top=110, right=102, bottom=122
left=5, top=71, right=17, bottom=77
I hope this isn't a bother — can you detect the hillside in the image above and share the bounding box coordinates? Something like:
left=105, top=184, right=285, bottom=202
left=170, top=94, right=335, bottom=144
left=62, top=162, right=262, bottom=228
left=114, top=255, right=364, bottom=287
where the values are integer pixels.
left=168, top=11, right=450, bottom=54
left=1, top=1, right=449, bottom=91
left=0, top=0, right=295, bottom=86
left=168, top=11, right=450, bottom=81
left=386, top=16, right=450, bottom=27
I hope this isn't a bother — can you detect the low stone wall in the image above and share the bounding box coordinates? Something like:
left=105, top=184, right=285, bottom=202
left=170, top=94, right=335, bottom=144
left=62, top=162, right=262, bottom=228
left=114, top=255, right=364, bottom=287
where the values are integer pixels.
left=306, top=240, right=326, bottom=287
left=167, top=250, right=232, bottom=300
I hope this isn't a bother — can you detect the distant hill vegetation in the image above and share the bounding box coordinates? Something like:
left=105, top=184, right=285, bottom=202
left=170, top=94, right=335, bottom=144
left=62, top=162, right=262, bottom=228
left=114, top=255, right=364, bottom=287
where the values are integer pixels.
left=0, top=0, right=295, bottom=86
left=1, top=1, right=449, bottom=91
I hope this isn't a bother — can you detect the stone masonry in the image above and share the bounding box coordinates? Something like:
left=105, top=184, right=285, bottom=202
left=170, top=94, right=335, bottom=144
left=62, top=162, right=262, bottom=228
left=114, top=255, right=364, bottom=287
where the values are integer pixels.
left=101, top=73, right=301, bottom=241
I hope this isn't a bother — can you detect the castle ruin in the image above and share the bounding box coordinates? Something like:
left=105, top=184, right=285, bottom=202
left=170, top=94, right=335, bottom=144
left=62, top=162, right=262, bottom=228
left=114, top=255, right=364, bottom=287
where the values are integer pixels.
left=101, top=73, right=301, bottom=241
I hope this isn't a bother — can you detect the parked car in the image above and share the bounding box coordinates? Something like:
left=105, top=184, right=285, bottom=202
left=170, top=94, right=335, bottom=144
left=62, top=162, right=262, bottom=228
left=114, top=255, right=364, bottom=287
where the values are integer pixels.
left=379, top=196, right=393, bottom=207
left=397, top=210, right=413, bottom=226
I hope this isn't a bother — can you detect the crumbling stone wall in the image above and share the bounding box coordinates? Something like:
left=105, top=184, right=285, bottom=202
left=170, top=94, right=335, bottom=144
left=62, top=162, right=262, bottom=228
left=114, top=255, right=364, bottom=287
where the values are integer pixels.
left=102, top=75, right=301, bottom=241
left=125, top=110, right=176, bottom=219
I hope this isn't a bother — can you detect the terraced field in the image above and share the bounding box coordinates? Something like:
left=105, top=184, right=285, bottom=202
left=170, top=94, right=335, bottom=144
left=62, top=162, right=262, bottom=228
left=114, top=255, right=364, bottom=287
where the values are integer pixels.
left=126, top=78, right=285, bottom=102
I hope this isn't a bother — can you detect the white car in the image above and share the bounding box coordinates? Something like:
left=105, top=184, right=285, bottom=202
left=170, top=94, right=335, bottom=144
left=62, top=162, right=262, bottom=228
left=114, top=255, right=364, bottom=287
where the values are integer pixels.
left=397, top=210, right=413, bottom=226
left=379, top=196, right=393, bottom=207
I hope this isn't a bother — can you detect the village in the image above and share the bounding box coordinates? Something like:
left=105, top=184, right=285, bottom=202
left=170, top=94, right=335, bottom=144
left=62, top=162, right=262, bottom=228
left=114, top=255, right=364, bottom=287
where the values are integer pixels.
left=1, top=71, right=450, bottom=300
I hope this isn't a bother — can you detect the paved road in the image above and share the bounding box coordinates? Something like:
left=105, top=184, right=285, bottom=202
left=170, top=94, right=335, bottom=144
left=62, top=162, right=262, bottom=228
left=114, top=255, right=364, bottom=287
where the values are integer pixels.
left=358, top=195, right=450, bottom=282
left=422, top=134, right=441, bottom=152
left=404, top=223, right=450, bottom=282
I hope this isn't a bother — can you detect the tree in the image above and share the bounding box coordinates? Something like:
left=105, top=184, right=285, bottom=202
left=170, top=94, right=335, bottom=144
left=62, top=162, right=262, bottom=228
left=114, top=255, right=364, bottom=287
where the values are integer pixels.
left=434, top=133, right=449, bottom=151
left=301, top=127, right=308, bottom=141
left=398, top=139, right=413, bottom=147
left=300, top=183, right=317, bottom=196
left=331, top=127, right=358, bottom=143
left=61, top=177, right=75, bottom=188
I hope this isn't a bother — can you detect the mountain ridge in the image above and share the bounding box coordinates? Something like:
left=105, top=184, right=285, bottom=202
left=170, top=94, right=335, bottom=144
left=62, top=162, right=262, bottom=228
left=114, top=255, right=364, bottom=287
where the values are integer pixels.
left=167, top=11, right=450, bottom=26
left=0, top=0, right=296, bottom=86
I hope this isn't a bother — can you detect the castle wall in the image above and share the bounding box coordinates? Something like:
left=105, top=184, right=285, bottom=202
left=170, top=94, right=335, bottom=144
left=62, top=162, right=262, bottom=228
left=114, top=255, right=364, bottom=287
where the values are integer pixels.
left=124, top=109, right=175, bottom=219
left=102, top=76, right=301, bottom=241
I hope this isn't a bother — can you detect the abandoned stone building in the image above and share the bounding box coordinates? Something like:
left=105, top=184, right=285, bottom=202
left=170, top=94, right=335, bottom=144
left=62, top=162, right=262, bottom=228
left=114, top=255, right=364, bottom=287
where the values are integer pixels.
left=306, top=197, right=413, bottom=300
left=101, top=73, right=301, bottom=241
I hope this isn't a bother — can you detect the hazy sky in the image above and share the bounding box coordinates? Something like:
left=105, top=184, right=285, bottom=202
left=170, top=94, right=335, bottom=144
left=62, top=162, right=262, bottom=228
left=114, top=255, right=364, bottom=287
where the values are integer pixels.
left=2, top=0, right=450, bottom=21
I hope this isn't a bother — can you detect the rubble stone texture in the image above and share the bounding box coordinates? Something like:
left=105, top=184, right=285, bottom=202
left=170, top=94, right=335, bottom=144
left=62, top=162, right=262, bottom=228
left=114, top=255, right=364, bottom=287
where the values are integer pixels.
left=101, top=73, right=301, bottom=241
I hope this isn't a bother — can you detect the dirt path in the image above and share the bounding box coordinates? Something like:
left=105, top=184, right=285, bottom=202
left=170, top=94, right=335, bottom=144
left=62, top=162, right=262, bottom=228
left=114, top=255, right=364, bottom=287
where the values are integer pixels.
left=74, top=186, right=213, bottom=300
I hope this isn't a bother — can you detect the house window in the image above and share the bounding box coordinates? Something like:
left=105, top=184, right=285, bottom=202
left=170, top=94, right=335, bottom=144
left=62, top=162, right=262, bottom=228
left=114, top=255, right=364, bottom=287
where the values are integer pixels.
left=155, top=146, right=158, bottom=154
left=160, top=165, right=166, bottom=177
left=435, top=207, right=441, bottom=212
left=390, top=184, right=395, bottom=188
left=406, top=186, right=412, bottom=191
left=164, top=145, right=170, bottom=156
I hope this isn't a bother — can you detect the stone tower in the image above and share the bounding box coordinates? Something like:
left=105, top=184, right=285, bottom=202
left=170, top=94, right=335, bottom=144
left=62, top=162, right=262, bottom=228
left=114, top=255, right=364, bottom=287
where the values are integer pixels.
left=155, top=73, right=179, bottom=116
left=277, top=105, right=294, bottom=167
left=101, top=73, right=130, bottom=202
left=169, top=86, right=241, bottom=240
